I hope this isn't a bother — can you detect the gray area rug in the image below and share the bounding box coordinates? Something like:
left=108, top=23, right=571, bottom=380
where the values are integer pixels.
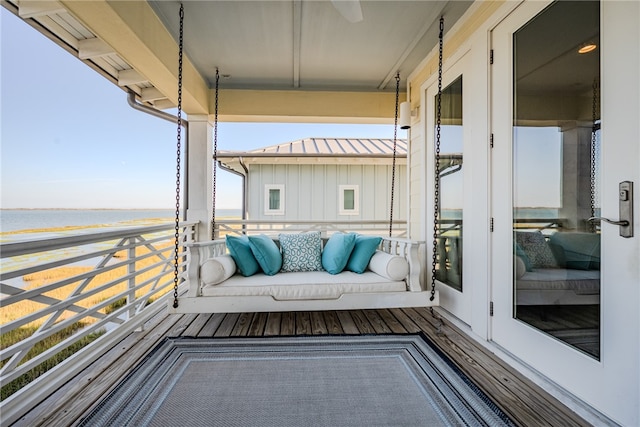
left=79, top=335, right=515, bottom=426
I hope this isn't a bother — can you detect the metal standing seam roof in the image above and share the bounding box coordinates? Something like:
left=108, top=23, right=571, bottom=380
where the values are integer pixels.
left=219, top=138, right=407, bottom=157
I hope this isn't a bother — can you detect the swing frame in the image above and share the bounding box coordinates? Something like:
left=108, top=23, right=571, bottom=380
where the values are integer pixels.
left=169, top=5, right=444, bottom=314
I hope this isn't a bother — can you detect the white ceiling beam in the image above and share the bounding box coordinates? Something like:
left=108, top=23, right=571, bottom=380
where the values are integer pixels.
left=18, top=0, right=65, bottom=18
left=141, top=87, right=166, bottom=103
left=153, top=99, right=177, bottom=110
left=292, top=0, right=302, bottom=88
left=78, top=37, right=114, bottom=59
left=118, top=69, right=147, bottom=87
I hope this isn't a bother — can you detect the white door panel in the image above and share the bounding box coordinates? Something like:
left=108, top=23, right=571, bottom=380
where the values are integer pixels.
left=490, top=1, right=639, bottom=424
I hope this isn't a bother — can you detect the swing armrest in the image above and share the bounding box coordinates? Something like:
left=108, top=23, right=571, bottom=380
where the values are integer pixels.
left=379, top=237, right=425, bottom=292
left=185, top=239, right=228, bottom=297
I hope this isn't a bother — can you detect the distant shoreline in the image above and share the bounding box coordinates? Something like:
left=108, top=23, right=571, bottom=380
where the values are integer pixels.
left=1, top=208, right=174, bottom=211
left=1, top=208, right=242, bottom=211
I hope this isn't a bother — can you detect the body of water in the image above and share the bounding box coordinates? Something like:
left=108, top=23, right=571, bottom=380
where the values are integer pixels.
left=0, top=209, right=242, bottom=234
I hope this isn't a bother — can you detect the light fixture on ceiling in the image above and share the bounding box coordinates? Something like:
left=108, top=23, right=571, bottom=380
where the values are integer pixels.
left=399, top=101, right=412, bottom=130
left=578, top=43, right=597, bottom=54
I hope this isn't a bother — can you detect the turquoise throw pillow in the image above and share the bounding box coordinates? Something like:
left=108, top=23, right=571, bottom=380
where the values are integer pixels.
left=346, top=235, right=382, bottom=273
left=279, top=232, right=324, bottom=272
left=226, top=235, right=260, bottom=277
left=322, top=232, right=357, bottom=274
left=248, top=234, right=282, bottom=276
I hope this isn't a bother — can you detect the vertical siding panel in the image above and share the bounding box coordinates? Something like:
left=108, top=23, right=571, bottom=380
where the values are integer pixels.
left=329, top=164, right=341, bottom=220
left=310, top=165, right=323, bottom=221
left=298, top=165, right=313, bottom=219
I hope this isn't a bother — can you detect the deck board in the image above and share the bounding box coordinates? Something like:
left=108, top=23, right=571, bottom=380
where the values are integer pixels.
left=18, top=308, right=593, bottom=427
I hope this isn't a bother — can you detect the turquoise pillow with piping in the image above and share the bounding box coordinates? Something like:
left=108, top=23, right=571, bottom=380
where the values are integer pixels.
left=322, top=232, right=357, bottom=274
left=226, top=235, right=260, bottom=277
left=346, top=235, right=382, bottom=273
left=248, top=234, right=282, bottom=276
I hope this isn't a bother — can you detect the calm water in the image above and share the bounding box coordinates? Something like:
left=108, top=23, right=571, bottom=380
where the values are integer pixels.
left=0, top=209, right=242, bottom=234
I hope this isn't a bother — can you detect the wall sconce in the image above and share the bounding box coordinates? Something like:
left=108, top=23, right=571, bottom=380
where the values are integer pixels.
left=399, top=101, right=414, bottom=129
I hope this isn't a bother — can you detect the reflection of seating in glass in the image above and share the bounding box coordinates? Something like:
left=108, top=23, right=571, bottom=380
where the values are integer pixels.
left=436, top=234, right=462, bottom=291
left=514, top=231, right=600, bottom=305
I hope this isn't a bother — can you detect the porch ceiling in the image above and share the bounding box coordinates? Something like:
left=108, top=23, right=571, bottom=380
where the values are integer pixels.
left=4, top=0, right=472, bottom=122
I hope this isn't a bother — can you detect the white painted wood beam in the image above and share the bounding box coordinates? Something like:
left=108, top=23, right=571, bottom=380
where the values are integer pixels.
left=140, top=87, right=166, bottom=103
left=153, top=99, right=176, bottom=110
left=18, top=0, right=65, bottom=18
left=60, top=0, right=209, bottom=115
left=117, top=69, right=147, bottom=87
left=292, top=0, right=302, bottom=88
left=78, top=37, right=114, bottom=59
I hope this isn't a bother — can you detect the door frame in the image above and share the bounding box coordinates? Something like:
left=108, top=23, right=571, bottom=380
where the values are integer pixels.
left=422, top=50, right=473, bottom=324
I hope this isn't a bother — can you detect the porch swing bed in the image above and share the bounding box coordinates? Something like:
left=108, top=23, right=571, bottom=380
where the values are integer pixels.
left=171, top=235, right=433, bottom=313
left=168, top=6, right=444, bottom=314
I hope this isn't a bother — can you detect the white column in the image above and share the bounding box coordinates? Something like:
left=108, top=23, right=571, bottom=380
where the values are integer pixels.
left=186, top=115, right=213, bottom=241
left=559, top=122, right=593, bottom=231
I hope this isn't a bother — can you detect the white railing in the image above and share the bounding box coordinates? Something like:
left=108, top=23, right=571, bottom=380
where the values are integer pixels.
left=214, top=219, right=407, bottom=238
left=0, top=221, right=197, bottom=422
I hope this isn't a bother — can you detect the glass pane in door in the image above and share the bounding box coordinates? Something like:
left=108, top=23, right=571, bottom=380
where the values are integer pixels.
left=512, top=1, right=601, bottom=358
left=436, top=76, right=463, bottom=291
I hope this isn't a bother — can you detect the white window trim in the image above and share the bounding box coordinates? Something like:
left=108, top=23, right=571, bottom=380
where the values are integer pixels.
left=339, top=185, right=359, bottom=215
left=264, top=184, right=285, bottom=215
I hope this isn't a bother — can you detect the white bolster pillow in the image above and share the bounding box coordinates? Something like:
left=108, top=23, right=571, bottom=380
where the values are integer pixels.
left=514, top=256, right=527, bottom=279
left=200, top=255, right=237, bottom=286
left=368, top=251, right=409, bottom=281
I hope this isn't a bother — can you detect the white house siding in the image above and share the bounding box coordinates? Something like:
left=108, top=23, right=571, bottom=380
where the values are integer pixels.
left=248, top=163, right=406, bottom=222
left=409, top=123, right=425, bottom=240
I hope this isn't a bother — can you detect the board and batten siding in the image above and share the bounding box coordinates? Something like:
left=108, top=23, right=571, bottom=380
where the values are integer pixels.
left=248, top=164, right=406, bottom=222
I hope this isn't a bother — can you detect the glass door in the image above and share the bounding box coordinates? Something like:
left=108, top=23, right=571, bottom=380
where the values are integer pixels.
left=491, top=1, right=639, bottom=422
left=425, top=54, right=471, bottom=323
left=510, top=0, right=602, bottom=358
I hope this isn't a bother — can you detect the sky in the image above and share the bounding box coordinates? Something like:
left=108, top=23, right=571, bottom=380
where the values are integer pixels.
left=0, top=8, right=398, bottom=210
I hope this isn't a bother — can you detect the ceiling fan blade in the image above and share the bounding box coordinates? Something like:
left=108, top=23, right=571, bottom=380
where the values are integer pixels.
left=331, top=0, right=363, bottom=23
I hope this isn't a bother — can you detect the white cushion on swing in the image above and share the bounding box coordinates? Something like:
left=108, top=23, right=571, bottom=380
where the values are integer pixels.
left=200, top=255, right=236, bottom=286
left=367, top=251, right=409, bottom=281
left=200, top=270, right=405, bottom=300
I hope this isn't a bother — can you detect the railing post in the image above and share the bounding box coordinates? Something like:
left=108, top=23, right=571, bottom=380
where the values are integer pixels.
left=127, top=238, right=136, bottom=320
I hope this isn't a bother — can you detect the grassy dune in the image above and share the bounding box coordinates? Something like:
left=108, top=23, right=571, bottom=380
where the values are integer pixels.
left=0, top=243, right=177, bottom=400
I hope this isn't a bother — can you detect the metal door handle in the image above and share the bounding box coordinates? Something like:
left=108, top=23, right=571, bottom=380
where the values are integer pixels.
left=589, top=181, right=633, bottom=238
left=588, top=217, right=629, bottom=226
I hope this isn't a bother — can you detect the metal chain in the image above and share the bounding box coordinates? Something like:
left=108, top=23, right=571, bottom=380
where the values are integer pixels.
left=430, top=16, right=444, bottom=304
left=589, top=79, right=598, bottom=232
left=172, top=3, right=185, bottom=309
left=211, top=69, right=219, bottom=240
left=389, top=72, right=400, bottom=237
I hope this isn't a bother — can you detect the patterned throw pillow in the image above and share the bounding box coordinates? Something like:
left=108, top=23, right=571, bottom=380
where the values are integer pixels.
left=279, top=232, right=323, bottom=272
left=514, top=231, right=557, bottom=269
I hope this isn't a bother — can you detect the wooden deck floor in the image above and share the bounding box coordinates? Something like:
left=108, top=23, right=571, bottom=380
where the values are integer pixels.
left=16, top=308, right=592, bottom=427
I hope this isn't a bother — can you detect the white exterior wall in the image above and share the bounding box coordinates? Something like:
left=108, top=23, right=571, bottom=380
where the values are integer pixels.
left=247, top=163, right=407, bottom=223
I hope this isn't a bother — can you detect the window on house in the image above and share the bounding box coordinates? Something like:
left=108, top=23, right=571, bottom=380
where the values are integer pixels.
left=339, top=185, right=359, bottom=215
left=264, top=185, right=284, bottom=215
